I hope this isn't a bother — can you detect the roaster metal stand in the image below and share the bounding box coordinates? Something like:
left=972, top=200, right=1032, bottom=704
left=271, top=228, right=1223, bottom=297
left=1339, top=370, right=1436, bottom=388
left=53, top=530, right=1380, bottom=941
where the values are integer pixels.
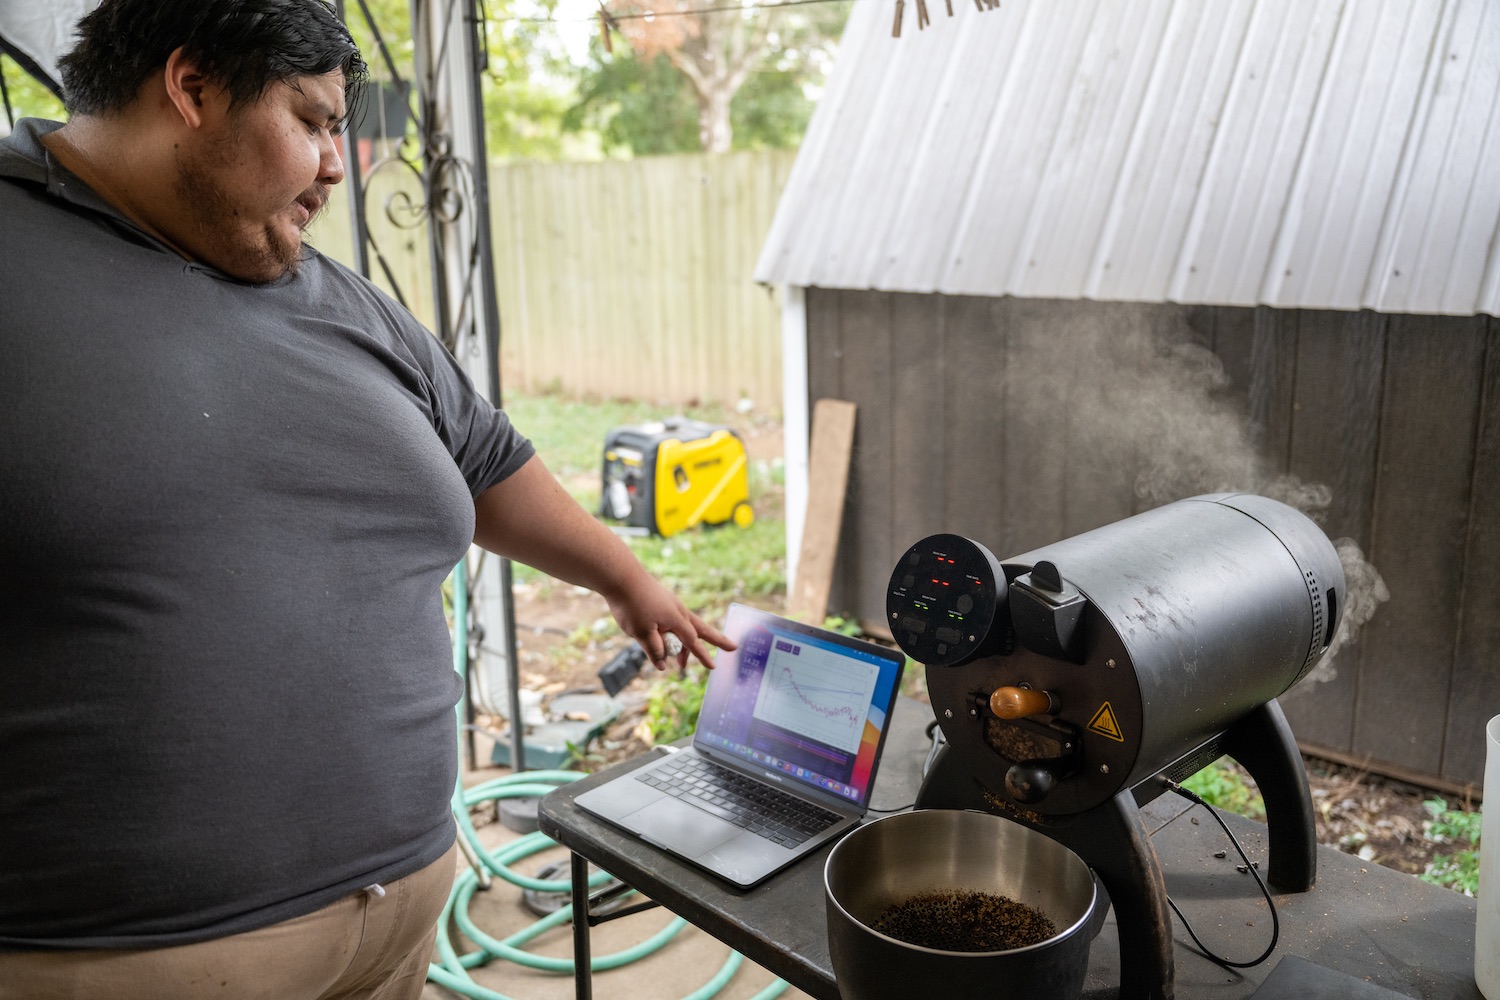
left=914, top=699, right=1318, bottom=1000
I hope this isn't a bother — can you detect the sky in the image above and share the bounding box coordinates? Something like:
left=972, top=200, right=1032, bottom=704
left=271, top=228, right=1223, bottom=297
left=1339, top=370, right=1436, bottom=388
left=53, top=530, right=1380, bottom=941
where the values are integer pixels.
left=541, top=0, right=607, bottom=64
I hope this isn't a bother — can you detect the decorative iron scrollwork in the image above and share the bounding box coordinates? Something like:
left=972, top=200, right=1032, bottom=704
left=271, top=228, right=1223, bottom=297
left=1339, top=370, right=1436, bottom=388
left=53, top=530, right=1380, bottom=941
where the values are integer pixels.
left=337, top=0, right=491, bottom=359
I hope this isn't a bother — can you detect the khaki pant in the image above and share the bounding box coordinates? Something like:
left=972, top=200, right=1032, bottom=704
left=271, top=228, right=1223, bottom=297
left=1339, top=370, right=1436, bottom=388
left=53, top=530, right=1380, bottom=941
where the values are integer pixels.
left=0, top=844, right=458, bottom=1000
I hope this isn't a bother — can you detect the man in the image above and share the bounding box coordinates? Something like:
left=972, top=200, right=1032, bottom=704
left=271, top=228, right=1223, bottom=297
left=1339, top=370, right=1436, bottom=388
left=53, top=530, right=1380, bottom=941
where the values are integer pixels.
left=0, top=1, right=730, bottom=996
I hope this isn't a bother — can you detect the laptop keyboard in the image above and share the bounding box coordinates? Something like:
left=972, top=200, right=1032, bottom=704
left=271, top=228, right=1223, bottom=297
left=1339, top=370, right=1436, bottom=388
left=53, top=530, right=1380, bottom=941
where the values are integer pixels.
left=636, top=755, right=842, bottom=847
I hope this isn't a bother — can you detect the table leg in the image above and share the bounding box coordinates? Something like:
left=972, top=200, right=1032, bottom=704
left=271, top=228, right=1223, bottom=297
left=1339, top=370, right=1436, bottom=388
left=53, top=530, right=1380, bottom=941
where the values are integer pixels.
left=571, top=851, right=593, bottom=1000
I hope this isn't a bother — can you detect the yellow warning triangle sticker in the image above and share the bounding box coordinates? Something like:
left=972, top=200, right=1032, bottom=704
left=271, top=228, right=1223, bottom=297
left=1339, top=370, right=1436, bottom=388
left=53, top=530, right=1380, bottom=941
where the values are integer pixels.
left=1088, top=702, right=1125, bottom=743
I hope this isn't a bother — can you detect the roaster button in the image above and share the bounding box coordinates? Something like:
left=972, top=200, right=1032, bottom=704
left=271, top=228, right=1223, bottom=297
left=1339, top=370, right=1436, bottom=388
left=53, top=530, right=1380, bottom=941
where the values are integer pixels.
left=900, top=615, right=927, bottom=635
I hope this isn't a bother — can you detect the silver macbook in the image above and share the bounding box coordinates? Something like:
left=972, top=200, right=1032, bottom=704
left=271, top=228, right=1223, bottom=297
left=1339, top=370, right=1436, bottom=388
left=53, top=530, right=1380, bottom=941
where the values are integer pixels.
left=574, top=603, right=907, bottom=888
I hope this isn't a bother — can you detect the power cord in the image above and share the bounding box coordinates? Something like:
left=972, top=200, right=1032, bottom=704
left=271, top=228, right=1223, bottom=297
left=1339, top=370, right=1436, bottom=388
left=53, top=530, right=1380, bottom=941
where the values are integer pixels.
left=922, top=718, right=945, bottom=776
left=1161, top=778, right=1280, bottom=969
left=867, top=720, right=945, bottom=814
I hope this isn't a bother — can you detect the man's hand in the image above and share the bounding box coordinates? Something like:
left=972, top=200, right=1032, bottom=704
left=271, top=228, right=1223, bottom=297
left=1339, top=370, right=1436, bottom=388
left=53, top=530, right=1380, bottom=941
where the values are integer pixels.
left=600, top=573, right=734, bottom=671
left=473, top=455, right=736, bottom=670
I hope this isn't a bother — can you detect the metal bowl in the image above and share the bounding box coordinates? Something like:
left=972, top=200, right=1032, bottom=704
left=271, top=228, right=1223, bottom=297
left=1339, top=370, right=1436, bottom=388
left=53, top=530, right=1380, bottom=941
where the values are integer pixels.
left=825, top=809, right=1097, bottom=1000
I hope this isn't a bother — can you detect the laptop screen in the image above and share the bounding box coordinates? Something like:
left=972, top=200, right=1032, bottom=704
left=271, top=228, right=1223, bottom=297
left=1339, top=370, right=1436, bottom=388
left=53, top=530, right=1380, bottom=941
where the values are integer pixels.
left=693, top=604, right=906, bottom=809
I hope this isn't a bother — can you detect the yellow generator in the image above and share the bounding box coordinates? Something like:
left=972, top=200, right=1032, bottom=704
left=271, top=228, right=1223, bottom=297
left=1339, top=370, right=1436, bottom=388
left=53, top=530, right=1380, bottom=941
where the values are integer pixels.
left=599, top=418, right=754, bottom=537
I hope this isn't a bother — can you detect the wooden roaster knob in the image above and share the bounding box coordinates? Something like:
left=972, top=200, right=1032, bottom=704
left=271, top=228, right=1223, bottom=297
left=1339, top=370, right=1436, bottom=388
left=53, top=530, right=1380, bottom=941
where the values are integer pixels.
left=990, top=685, right=1055, bottom=719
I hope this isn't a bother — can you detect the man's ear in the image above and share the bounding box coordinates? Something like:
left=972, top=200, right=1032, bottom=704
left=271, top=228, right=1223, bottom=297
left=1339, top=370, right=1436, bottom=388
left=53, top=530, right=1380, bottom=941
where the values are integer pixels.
left=162, top=46, right=222, bottom=129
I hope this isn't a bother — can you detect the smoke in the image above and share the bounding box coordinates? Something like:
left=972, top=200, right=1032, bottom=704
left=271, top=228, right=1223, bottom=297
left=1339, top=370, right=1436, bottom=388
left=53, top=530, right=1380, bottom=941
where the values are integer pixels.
left=1001, top=305, right=1388, bottom=678
left=1308, top=537, right=1391, bottom=683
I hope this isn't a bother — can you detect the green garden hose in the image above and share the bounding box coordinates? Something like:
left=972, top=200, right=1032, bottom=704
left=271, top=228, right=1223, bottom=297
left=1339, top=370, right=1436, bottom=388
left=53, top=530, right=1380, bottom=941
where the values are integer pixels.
left=433, top=562, right=789, bottom=1000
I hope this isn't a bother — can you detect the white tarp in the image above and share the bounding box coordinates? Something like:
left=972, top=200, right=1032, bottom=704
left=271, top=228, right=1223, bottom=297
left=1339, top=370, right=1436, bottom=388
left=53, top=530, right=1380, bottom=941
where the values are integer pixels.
left=0, top=0, right=96, bottom=94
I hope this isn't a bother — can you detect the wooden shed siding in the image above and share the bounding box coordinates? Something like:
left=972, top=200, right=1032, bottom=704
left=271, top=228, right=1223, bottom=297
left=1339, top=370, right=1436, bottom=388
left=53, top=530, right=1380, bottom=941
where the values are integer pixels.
left=807, top=287, right=1500, bottom=787
left=1451, top=323, right=1500, bottom=781
left=1277, top=310, right=1387, bottom=755
left=1353, top=318, right=1485, bottom=777
left=942, top=296, right=1011, bottom=544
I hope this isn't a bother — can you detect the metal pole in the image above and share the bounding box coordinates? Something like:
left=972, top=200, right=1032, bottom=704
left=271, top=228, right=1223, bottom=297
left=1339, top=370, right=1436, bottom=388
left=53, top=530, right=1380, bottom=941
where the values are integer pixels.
left=333, top=0, right=370, bottom=279
left=570, top=851, right=594, bottom=1000
left=455, top=0, right=525, bottom=777
left=415, top=0, right=523, bottom=772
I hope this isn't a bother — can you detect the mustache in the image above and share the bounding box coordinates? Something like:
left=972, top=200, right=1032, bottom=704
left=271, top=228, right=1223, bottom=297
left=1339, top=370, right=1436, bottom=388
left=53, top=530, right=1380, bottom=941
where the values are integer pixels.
left=297, top=186, right=331, bottom=224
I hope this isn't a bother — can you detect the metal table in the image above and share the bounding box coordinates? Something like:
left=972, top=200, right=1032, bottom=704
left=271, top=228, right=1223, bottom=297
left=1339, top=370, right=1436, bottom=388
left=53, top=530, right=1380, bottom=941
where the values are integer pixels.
left=538, top=697, right=1482, bottom=999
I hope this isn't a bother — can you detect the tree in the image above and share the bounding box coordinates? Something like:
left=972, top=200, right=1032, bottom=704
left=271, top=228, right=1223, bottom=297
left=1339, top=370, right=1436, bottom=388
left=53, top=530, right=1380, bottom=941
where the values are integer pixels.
left=339, top=0, right=579, bottom=161
left=477, top=0, right=582, bottom=160
left=1, top=52, right=67, bottom=129
left=570, top=0, right=847, bottom=155
left=608, top=0, right=769, bottom=153
left=565, top=46, right=699, bottom=155
left=730, top=63, right=816, bottom=149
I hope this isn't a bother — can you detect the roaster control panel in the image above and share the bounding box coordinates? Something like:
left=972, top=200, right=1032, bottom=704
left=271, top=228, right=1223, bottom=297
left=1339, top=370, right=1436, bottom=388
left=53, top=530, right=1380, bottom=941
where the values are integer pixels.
left=886, top=533, right=1011, bottom=667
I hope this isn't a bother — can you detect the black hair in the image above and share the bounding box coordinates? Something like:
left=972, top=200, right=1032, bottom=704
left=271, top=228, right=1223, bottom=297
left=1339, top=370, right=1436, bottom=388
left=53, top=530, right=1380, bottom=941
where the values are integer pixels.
left=58, top=0, right=368, bottom=128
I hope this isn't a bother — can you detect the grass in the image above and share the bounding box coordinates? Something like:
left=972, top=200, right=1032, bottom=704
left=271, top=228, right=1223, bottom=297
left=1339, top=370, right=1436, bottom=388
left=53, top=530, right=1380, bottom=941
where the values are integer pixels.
left=503, top=389, right=745, bottom=498
left=642, top=665, right=712, bottom=746
left=629, top=520, right=787, bottom=622
left=503, top=388, right=786, bottom=625
left=498, top=389, right=787, bottom=748
left=1420, top=798, right=1482, bottom=896
left=504, top=389, right=786, bottom=617
left=1181, top=759, right=1266, bottom=820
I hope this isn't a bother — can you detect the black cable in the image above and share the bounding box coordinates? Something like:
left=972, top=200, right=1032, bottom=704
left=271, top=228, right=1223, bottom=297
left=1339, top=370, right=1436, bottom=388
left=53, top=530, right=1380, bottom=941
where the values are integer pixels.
left=507, top=0, right=863, bottom=25
left=605, top=0, right=856, bottom=18
left=1162, top=779, right=1280, bottom=969
left=922, top=718, right=944, bottom=777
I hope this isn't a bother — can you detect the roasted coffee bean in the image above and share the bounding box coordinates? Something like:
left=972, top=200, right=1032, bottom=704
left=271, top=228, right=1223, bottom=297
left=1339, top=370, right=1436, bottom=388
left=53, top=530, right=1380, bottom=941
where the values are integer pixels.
left=872, top=889, right=1057, bottom=952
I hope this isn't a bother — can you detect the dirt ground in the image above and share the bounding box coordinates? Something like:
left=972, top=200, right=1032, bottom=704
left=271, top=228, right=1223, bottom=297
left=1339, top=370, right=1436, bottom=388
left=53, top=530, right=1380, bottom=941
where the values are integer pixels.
left=1303, top=758, right=1455, bottom=876
left=495, top=416, right=787, bottom=766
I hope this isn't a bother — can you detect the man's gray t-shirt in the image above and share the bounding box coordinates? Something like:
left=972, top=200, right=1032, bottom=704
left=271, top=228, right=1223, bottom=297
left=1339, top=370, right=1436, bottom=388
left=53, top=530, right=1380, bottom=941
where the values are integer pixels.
left=0, top=119, right=534, bottom=947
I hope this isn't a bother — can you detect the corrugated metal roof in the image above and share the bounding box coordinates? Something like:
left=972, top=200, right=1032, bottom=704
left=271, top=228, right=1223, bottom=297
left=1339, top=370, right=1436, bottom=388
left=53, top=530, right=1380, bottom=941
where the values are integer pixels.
left=754, top=0, right=1500, bottom=317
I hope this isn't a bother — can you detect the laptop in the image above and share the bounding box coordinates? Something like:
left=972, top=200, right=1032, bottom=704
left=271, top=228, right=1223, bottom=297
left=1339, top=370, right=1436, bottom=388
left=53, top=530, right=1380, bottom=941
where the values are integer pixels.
left=575, top=603, right=907, bottom=888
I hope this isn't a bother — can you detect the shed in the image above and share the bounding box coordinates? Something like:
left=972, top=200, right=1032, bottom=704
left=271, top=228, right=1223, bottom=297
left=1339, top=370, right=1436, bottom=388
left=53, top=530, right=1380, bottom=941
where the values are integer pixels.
left=756, top=0, right=1500, bottom=791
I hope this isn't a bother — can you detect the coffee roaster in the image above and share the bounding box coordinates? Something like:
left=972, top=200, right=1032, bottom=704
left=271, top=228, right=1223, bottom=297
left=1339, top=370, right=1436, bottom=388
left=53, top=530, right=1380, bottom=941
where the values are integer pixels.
left=889, top=494, right=1344, bottom=1000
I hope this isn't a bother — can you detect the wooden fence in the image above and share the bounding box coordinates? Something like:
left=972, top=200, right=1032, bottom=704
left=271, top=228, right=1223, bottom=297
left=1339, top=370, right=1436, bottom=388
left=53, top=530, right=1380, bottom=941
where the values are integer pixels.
left=309, top=150, right=795, bottom=408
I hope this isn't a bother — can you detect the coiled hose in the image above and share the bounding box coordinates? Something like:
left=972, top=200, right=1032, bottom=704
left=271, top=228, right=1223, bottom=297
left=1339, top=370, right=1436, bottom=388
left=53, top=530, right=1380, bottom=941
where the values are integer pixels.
left=430, top=562, right=790, bottom=1000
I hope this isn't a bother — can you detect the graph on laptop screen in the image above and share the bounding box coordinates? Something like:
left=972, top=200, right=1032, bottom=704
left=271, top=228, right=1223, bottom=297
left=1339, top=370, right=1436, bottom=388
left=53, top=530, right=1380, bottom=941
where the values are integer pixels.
left=696, top=615, right=898, bottom=806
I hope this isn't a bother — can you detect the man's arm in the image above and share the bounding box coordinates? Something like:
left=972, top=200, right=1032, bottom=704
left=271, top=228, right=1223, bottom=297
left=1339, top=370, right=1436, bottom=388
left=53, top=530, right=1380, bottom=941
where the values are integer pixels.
left=472, top=454, right=734, bottom=669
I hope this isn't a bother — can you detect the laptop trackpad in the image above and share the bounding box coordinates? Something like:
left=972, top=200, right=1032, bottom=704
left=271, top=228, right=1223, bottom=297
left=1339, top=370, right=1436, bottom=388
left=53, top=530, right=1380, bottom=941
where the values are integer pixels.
left=701, top=832, right=778, bottom=886
left=628, top=795, right=738, bottom=857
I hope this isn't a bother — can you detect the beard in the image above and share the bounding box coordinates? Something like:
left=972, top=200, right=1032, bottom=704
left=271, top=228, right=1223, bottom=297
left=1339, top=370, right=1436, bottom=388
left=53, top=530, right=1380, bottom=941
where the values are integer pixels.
left=173, top=139, right=311, bottom=284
